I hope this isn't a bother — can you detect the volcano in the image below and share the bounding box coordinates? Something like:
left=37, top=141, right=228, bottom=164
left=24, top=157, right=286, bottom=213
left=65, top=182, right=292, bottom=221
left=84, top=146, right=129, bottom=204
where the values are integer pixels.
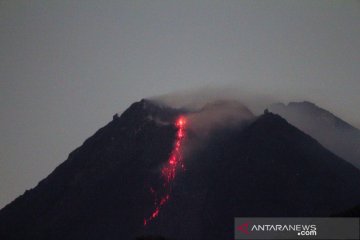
left=0, top=99, right=359, bottom=240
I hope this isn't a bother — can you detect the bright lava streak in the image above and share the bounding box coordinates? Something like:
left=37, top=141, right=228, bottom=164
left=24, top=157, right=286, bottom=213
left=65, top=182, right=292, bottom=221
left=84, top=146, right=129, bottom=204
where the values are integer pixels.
left=144, top=116, right=187, bottom=226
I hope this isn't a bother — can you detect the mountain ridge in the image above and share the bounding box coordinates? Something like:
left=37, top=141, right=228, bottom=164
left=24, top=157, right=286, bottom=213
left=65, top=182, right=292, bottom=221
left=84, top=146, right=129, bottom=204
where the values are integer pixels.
left=269, top=101, right=360, bottom=168
left=0, top=99, right=359, bottom=240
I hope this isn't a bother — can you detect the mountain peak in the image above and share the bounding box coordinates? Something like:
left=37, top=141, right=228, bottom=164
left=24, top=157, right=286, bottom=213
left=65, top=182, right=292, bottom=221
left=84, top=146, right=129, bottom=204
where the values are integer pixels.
left=270, top=101, right=357, bottom=130
left=114, top=99, right=185, bottom=125
left=269, top=101, right=360, bottom=168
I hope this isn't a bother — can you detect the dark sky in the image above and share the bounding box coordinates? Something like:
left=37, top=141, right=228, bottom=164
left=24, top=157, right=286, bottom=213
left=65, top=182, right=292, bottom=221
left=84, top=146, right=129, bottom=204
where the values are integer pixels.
left=0, top=0, right=359, bottom=208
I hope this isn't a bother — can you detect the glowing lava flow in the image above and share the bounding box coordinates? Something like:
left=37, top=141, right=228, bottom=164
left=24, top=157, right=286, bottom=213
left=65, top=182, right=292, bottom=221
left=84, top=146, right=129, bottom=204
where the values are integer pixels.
left=144, top=116, right=187, bottom=226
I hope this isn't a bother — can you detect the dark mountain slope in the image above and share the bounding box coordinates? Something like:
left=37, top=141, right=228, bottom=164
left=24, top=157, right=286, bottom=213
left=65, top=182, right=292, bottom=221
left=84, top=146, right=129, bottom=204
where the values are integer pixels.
left=0, top=99, right=183, bottom=240
left=0, top=100, right=359, bottom=240
left=146, top=112, right=360, bottom=239
left=269, top=101, right=360, bottom=168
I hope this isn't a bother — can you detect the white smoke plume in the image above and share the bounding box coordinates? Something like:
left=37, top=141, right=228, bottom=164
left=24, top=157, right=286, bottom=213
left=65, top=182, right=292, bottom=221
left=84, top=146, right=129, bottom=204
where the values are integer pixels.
left=150, top=85, right=277, bottom=115
left=186, top=100, right=254, bottom=137
left=150, top=86, right=276, bottom=136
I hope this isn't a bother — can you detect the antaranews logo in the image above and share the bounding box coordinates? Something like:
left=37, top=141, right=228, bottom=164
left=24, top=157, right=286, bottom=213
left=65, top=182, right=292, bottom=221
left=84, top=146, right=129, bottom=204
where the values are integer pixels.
left=237, top=222, right=250, bottom=234
left=234, top=217, right=359, bottom=240
left=237, top=222, right=317, bottom=236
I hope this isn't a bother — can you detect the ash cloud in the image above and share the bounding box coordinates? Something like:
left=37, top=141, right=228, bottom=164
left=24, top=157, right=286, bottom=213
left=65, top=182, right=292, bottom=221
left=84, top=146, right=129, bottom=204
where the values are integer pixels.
left=150, top=86, right=270, bottom=138
left=150, top=86, right=281, bottom=136
left=148, top=88, right=259, bottom=163
left=150, top=86, right=277, bottom=115
left=186, top=100, right=254, bottom=137
left=151, top=88, right=260, bottom=159
left=179, top=99, right=255, bottom=161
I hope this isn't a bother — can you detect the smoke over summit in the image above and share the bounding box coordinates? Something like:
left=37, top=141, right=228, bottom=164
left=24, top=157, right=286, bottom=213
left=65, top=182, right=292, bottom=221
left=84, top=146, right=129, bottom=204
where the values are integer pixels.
left=186, top=100, right=254, bottom=137
left=150, top=87, right=267, bottom=139
left=151, top=86, right=276, bottom=114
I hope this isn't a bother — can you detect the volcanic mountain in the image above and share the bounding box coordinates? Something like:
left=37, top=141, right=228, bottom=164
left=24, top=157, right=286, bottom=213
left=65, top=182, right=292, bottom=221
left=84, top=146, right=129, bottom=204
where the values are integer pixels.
left=0, top=99, right=359, bottom=240
left=269, top=101, right=360, bottom=168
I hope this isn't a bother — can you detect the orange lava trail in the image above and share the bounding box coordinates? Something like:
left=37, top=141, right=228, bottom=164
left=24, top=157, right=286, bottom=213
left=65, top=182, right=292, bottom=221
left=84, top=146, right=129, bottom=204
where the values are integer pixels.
left=144, top=116, right=187, bottom=226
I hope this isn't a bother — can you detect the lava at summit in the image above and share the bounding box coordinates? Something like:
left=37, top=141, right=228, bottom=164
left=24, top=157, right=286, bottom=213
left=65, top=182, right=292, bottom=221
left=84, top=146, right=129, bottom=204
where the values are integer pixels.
left=144, top=116, right=187, bottom=226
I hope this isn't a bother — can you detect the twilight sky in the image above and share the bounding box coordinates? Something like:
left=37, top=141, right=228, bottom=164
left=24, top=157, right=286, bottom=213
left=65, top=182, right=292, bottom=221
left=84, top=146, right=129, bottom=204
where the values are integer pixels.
left=0, top=0, right=359, bottom=208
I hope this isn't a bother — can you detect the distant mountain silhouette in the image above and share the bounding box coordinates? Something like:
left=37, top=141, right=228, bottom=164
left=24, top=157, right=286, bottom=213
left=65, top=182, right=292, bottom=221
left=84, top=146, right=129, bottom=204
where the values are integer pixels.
left=0, top=99, right=359, bottom=240
left=269, top=101, right=360, bottom=168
